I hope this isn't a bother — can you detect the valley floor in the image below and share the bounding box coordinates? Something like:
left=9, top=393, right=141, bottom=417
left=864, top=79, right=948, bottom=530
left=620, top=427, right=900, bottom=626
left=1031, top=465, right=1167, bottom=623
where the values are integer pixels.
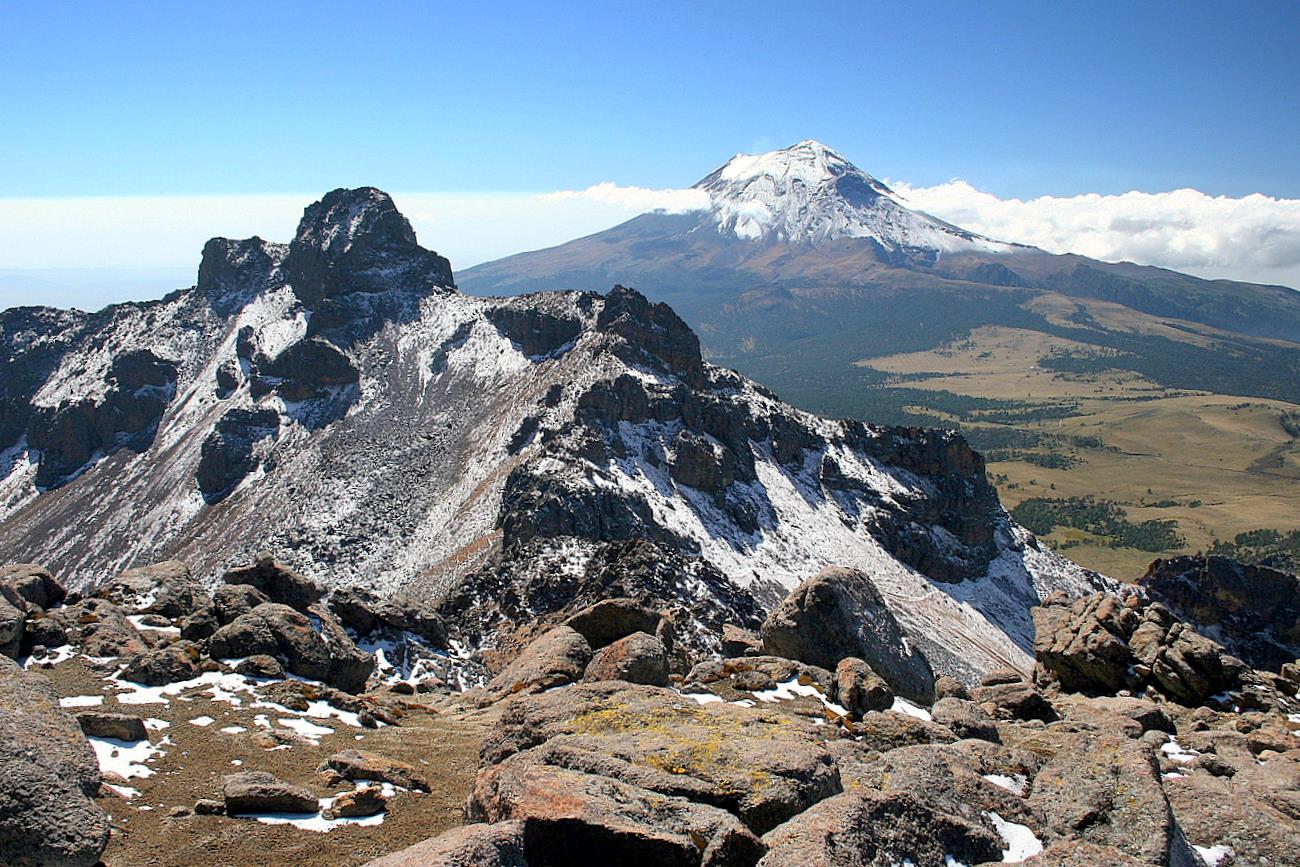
left=861, top=323, right=1300, bottom=580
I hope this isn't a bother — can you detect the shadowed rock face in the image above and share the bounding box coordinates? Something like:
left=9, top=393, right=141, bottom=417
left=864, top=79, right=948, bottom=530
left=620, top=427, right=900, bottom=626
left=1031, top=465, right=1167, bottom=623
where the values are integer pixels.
left=285, top=187, right=453, bottom=306
left=27, top=349, right=177, bottom=488
left=197, top=237, right=287, bottom=315
left=1140, top=554, right=1300, bottom=673
left=197, top=407, right=282, bottom=502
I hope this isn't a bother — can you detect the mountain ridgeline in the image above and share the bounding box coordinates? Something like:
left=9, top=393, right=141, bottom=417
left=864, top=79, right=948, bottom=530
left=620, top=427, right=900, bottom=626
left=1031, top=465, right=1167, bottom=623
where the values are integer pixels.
left=0, top=185, right=1108, bottom=684
left=460, top=140, right=1300, bottom=418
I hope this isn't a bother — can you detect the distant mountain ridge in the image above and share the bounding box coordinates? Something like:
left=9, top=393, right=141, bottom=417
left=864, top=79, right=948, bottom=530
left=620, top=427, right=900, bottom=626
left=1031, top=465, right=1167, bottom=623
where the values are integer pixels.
left=0, top=186, right=1108, bottom=683
left=460, top=140, right=1300, bottom=417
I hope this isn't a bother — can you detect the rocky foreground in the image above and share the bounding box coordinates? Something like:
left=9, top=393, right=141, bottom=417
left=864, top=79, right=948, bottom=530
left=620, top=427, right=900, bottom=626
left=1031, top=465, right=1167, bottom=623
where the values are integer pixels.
left=1, top=556, right=1298, bottom=866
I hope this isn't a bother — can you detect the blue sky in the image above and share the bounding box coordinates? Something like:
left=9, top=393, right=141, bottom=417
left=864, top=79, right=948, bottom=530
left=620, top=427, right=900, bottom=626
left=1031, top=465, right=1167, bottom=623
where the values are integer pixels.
left=5, top=0, right=1298, bottom=199
left=3, top=1, right=1300, bottom=307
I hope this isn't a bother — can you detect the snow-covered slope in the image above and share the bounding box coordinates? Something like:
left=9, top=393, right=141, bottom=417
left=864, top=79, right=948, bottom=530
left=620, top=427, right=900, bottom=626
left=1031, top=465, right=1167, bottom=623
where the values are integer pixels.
left=696, top=140, right=1012, bottom=255
left=0, top=187, right=1110, bottom=682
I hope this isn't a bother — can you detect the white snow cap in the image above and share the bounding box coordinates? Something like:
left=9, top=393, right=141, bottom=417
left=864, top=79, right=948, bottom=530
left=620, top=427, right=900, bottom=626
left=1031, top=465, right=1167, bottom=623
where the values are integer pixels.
left=696, top=139, right=1011, bottom=254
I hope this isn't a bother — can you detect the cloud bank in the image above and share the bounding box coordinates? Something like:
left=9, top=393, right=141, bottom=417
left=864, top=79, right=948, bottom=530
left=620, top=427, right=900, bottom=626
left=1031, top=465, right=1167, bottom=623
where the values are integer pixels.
left=2, top=179, right=1298, bottom=311
left=888, top=180, right=1300, bottom=289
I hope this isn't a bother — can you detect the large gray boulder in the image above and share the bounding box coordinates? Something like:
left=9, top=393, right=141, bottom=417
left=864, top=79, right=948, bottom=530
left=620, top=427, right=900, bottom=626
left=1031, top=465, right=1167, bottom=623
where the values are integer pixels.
left=0, top=658, right=109, bottom=866
left=221, top=551, right=323, bottom=611
left=208, top=602, right=373, bottom=692
left=760, top=566, right=935, bottom=702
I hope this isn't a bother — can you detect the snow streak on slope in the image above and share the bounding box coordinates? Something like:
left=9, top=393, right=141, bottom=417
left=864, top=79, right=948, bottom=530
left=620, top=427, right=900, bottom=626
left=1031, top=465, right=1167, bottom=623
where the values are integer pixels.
left=696, top=140, right=1013, bottom=255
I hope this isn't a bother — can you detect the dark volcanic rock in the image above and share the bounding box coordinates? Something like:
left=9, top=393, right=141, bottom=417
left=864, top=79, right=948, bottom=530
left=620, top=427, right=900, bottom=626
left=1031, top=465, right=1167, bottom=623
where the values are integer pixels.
left=1141, top=554, right=1300, bottom=673
left=222, top=553, right=323, bottom=611
left=96, top=559, right=204, bottom=618
left=76, top=711, right=147, bottom=742
left=255, top=337, right=359, bottom=402
left=328, top=586, right=448, bottom=647
left=467, top=753, right=764, bottom=867
left=0, top=658, right=109, bottom=866
left=761, top=566, right=935, bottom=703
left=563, top=598, right=662, bottom=649
left=222, top=771, right=318, bottom=815
left=486, top=304, right=582, bottom=357
left=196, top=236, right=285, bottom=315
left=27, top=349, right=177, bottom=488
left=362, top=821, right=527, bottom=867
left=582, top=631, right=669, bottom=686
left=121, top=640, right=201, bottom=686
left=596, top=285, right=706, bottom=388
left=196, top=406, right=281, bottom=502
left=52, top=598, right=150, bottom=659
left=207, top=602, right=373, bottom=692
left=319, top=749, right=432, bottom=792
left=284, top=186, right=453, bottom=306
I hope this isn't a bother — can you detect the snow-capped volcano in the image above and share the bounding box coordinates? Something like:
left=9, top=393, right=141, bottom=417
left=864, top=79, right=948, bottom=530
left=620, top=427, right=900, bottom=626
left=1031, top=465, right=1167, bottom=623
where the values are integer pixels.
left=695, top=139, right=1011, bottom=254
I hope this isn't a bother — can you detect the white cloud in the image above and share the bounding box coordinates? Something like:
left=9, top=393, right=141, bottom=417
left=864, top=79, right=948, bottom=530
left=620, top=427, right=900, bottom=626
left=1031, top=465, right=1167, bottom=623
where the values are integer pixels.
left=3, top=179, right=1299, bottom=312
left=888, top=180, right=1300, bottom=289
left=540, top=181, right=709, bottom=214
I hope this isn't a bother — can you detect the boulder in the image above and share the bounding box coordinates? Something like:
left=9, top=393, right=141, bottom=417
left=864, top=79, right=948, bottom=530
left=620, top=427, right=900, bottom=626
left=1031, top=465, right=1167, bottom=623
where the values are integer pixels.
left=833, top=657, right=893, bottom=718
left=222, top=770, right=318, bottom=815
left=329, top=586, right=448, bottom=647
left=221, top=552, right=323, bottom=611
left=721, top=624, right=763, bottom=657
left=481, top=682, right=841, bottom=835
left=318, top=749, right=431, bottom=792
left=583, top=631, right=669, bottom=686
left=563, top=598, right=662, bottom=649
left=486, top=625, right=593, bottom=697
left=323, top=785, right=386, bottom=819
left=971, top=681, right=1057, bottom=723
left=1032, top=593, right=1135, bottom=694
left=1028, top=733, right=1174, bottom=864
left=934, top=675, right=971, bottom=701
left=121, top=640, right=201, bottom=686
left=931, top=697, right=1000, bottom=742
left=684, top=656, right=835, bottom=697
left=362, top=821, right=528, bottom=867
left=850, top=711, right=958, bottom=754
left=1015, top=840, right=1148, bottom=866
left=1164, top=755, right=1300, bottom=864
left=75, top=711, right=147, bottom=742
left=207, top=602, right=373, bottom=692
left=980, top=667, right=1026, bottom=687
left=96, top=560, right=204, bottom=618
left=0, top=594, right=24, bottom=659
left=467, top=753, right=764, bottom=867
left=53, top=598, right=150, bottom=659
left=757, top=790, right=1002, bottom=867
left=234, top=654, right=284, bottom=678
left=0, top=657, right=109, bottom=866
left=0, top=563, right=66, bottom=610
left=1141, top=554, right=1300, bottom=673
left=760, top=566, right=935, bottom=702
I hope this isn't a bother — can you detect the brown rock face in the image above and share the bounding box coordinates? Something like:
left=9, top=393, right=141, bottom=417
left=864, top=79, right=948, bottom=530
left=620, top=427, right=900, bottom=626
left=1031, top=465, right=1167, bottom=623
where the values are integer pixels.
left=468, top=754, right=764, bottom=867
left=833, top=657, right=893, bottom=717
left=480, top=682, right=841, bottom=835
left=757, top=790, right=1002, bottom=867
left=1028, top=733, right=1175, bottom=864
left=362, top=821, right=528, bottom=867
left=1141, top=554, right=1300, bottom=673
left=563, top=598, right=662, bottom=649
left=207, top=602, right=373, bottom=692
left=0, top=658, right=109, bottom=866
left=323, top=785, right=387, bottom=819
left=761, top=566, right=935, bottom=703
left=1033, top=590, right=1247, bottom=705
left=222, top=771, right=318, bottom=815
left=583, top=631, right=669, bottom=686
left=75, top=711, right=147, bottom=742
left=486, top=626, right=593, bottom=698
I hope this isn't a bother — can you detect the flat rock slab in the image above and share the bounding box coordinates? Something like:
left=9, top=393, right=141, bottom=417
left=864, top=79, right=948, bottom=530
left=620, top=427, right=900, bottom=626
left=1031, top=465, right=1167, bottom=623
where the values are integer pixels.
left=481, top=682, right=841, bottom=834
